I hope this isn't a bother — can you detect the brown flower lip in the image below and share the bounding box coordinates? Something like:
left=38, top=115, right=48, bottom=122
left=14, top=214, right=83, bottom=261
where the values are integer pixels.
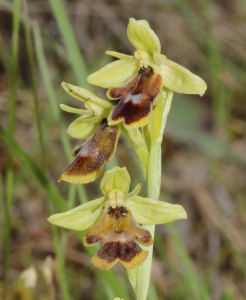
left=59, top=119, right=120, bottom=184
left=84, top=206, right=153, bottom=270
left=108, top=67, right=162, bottom=128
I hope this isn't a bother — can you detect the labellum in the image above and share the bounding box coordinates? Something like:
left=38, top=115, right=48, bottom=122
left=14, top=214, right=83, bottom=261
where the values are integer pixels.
left=59, top=119, right=120, bottom=184
left=84, top=205, right=153, bottom=270
left=107, top=67, right=162, bottom=129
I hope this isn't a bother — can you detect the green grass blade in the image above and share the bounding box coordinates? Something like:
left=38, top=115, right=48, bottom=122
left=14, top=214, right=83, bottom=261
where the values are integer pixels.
left=3, top=0, right=21, bottom=298
left=47, top=0, right=90, bottom=89
left=166, top=223, right=210, bottom=300
left=0, top=29, right=11, bottom=73
left=23, top=0, right=46, bottom=171
left=0, top=125, right=68, bottom=211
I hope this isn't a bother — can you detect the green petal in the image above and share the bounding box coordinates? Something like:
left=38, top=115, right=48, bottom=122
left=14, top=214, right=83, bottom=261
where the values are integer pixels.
left=124, top=183, right=141, bottom=200
left=67, top=117, right=99, bottom=139
left=61, top=82, right=113, bottom=109
left=127, top=18, right=161, bottom=55
left=159, top=59, right=207, bottom=96
left=87, top=60, right=139, bottom=89
left=60, top=104, right=93, bottom=115
left=48, top=197, right=106, bottom=230
left=106, top=51, right=136, bottom=61
left=100, top=166, right=131, bottom=196
left=129, top=196, right=187, bottom=225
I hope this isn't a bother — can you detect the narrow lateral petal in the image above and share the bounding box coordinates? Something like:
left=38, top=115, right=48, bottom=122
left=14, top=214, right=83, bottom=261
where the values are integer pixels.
left=87, top=60, right=139, bottom=89
left=127, top=18, right=161, bottom=55
left=106, top=51, right=136, bottom=61
left=160, top=59, right=207, bottom=96
left=60, top=104, right=93, bottom=115
left=108, top=67, right=162, bottom=129
left=59, top=119, right=121, bottom=184
left=124, top=183, right=141, bottom=200
left=129, top=196, right=187, bottom=225
left=67, top=117, right=100, bottom=140
left=61, top=82, right=112, bottom=109
left=100, top=167, right=131, bottom=196
left=84, top=206, right=152, bottom=270
left=47, top=197, right=106, bottom=230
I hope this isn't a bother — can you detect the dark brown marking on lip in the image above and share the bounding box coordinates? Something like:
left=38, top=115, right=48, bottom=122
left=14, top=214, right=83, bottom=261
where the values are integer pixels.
left=108, top=67, right=162, bottom=126
left=83, top=206, right=153, bottom=270
left=59, top=119, right=120, bottom=184
left=97, top=241, right=142, bottom=263
left=108, top=206, right=128, bottom=220
left=86, top=235, right=101, bottom=244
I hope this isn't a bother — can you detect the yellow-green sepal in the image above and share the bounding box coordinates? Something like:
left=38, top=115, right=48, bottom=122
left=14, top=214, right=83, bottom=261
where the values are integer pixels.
left=47, top=197, right=106, bottom=230
left=127, top=18, right=161, bottom=55
left=128, top=196, right=187, bottom=225
left=67, top=117, right=99, bottom=139
left=100, top=167, right=131, bottom=196
left=61, top=82, right=113, bottom=109
left=159, top=59, right=207, bottom=96
left=87, top=59, right=139, bottom=89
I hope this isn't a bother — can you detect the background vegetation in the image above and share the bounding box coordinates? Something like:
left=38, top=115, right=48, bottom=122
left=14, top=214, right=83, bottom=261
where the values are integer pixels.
left=0, top=0, right=246, bottom=299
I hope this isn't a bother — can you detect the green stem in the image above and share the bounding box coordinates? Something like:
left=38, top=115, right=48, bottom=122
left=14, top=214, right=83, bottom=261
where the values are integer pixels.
left=135, top=89, right=174, bottom=300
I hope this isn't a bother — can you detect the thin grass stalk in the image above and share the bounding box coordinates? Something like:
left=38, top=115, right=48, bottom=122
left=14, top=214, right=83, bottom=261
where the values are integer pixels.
left=175, top=0, right=231, bottom=130
left=3, top=1, right=21, bottom=298
left=0, top=125, right=130, bottom=300
left=166, top=223, right=210, bottom=300
left=0, top=29, right=11, bottom=74
left=47, top=0, right=90, bottom=89
left=23, top=0, right=46, bottom=170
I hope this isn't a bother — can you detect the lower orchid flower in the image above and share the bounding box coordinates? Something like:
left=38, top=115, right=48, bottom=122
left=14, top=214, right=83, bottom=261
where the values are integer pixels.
left=48, top=167, right=187, bottom=270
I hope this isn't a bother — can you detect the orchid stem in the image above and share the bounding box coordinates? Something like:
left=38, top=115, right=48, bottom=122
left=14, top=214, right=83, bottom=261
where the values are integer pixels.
left=128, top=89, right=173, bottom=300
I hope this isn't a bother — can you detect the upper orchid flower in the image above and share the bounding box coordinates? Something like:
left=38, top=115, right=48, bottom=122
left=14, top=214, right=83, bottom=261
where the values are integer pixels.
left=48, top=167, right=187, bottom=270
left=88, top=18, right=207, bottom=129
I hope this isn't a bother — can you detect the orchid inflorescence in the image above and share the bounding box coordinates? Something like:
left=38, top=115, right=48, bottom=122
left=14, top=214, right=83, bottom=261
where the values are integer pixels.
left=48, top=18, right=206, bottom=299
